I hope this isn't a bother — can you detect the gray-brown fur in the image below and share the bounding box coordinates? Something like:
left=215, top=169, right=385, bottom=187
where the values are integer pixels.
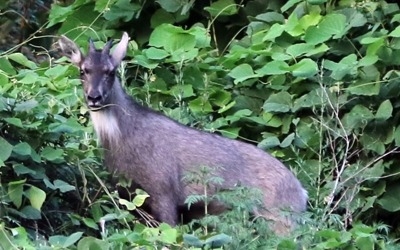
left=58, top=32, right=308, bottom=234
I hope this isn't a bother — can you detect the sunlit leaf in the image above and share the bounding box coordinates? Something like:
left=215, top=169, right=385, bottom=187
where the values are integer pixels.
left=25, top=185, right=46, bottom=211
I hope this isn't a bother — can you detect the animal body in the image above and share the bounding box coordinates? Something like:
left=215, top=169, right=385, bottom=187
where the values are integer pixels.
left=59, top=32, right=308, bottom=234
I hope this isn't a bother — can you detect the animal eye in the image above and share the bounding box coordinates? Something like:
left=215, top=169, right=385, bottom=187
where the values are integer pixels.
left=109, top=70, right=116, bottom=77
left=80, top=68, right=89, bottom=76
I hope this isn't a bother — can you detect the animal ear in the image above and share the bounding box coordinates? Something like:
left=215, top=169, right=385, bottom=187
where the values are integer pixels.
left=111, top=32, right=129, bottom=67
left=59, top=35, right=83, bottom=66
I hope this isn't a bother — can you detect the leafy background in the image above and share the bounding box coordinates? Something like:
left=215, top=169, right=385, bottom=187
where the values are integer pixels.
left=1, top=0, right=400, bottom=249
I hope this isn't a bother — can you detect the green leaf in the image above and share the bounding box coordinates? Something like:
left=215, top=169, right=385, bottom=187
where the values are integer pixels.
left=355, top=236, right=374, bottom=250
left=160, top=227, right=177, bottom=244
left=53, top=180, right=75, bottom=193
left=0, top=225, right=14, bottom=250
left=256, top=61, right=289, bottom=76
left=360, top=133, right=385, bottom=154
left=280, top=133, right=295, bottom=148
left=286, top=43, right=315, bottom=58
left=360, top=37, right=384, bottom=45
left=77, top=236, right=109, bottom=250
left=47, top=5, right=73, bottom=27
left=341, top=105, right=374, bottom=131
left=14, top=99, right=39, bottom=112
left=348, top=10, right=367, bottom=27
left=210, top=90, right=231, bottom=107
left=220, top=127, right=241, bottom=139
left=119, top=198, right=136, bottom=210
left=64, top=232, right=84, bottom=248
left=389, top=26, right=400, bottom=37
left=304, top=14, right=347, bottom=45
left=293, top=88, right=335, bottom=111
left=41, top=147, right=64, bottom=162
left=82, top=218, right=99, bottom=230
left=228, top=64, right=257, bottom=83
left=4, top=117, right=23, bottom=128
left=95, top=0, right=118, bottom=11
left=49, top=232, right=83, bottom=248
left=133, top=189, right=150, bottom=207
left=13, top=164, right=37, bottom=176
left=170, top=48, right=198, bottom=62
left=188, top=97, right=213, bottom=113
left=0, top=57, right=16, bottom=75
left=205, top=233, right=232, bottom=247
left=290, top=58, right=318, bottom=77
left=19, top=71, right=39, bottom=85
left=20, top=206, right=41, bottom=220
left=263, top=92, right=292, bottom=113
left=348, top=81, right=380, bottom=96
left=394, top=126, right=400, bottom=146
left=281, top=0, right=302, bottom=12
left=150, top=9, right=175, bottom=28
left=8, top=53, right=37, bottom=69
left=13, top=142, right=32, bottom=156
left=134, top=55, right=159, bottom=69
left=258, top=136, right=281, bottom=149
left=144, top=47, right=169, bottom=60
left=103, top=0, right=140, bottom=22
left=375, top=100, right=392, bottom=120
left=149, top=24, right=196, bottom=53
left=362, top=160, right=385, bottom=182
left=359, top=55, right=378, bottom=67
left=323, top=54, right=358, bottom=80
left=378, top=183, right=400, bottom=212
left=170, top=84, right=194, bottom=98
left=277, top=239, right=297, bottom=249
left=25, top=185, right=46, bottom=211
left=0, top=136, right=13, bottom=164
left=45, top=64, right=70, bottom=80
left=8, top=180, right=26, bottom=208
left=308, top=0, right=327, bottom=5
left=263, top=23, right=284, bottom=41
left=188, top=26, right=211, bottom=48
left=204, top=0, right=237, bottom=17
left=156, top=0, right=183, bottom=12
left=183, top=234, right=204, bottom=247
left=254, top=12, right=285, bottom=23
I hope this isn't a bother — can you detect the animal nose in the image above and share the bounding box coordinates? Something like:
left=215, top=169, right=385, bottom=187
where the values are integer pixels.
left=87, top=94, right=102, bottom=103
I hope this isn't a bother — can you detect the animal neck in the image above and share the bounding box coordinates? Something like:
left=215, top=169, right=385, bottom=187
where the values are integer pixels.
left=89, top=79, right=125, bottom=144
left=90, top=109, right=121, bottom=144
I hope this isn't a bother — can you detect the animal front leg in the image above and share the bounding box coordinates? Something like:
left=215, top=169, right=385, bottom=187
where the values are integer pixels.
left=149, top=195, right=179, bottom=226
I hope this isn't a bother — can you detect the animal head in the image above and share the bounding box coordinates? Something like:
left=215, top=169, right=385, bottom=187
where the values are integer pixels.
left=59, top=32, right=130, bottom=110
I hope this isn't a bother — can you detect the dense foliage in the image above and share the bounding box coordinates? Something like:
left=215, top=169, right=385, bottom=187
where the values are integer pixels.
left=1, top=0, right=400, bottom=249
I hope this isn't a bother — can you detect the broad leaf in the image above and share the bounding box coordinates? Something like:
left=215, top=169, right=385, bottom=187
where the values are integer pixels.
left=375, top=100, right=393, bottom=120
left=25, top=186, right=46, bottom=211
left=263, top=92, right=292, bottom=113
left=228, top=64, right=257, bottom=83
left=204, top=0, right=237, bottom=17
left=0, top=136, right=13, bottom=164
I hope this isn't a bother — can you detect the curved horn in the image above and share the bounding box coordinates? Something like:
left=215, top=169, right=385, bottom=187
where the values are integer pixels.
left=102, top=39, right=113, bottom=54
left=111, top=32, right=130, bottom=66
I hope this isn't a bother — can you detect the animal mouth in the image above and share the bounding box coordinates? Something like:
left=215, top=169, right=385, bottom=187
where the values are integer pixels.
left=87, top=102, right=105, bottom=111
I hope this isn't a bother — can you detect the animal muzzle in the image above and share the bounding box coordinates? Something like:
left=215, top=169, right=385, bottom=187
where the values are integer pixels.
left=86, top=91, right=106, bottom=110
